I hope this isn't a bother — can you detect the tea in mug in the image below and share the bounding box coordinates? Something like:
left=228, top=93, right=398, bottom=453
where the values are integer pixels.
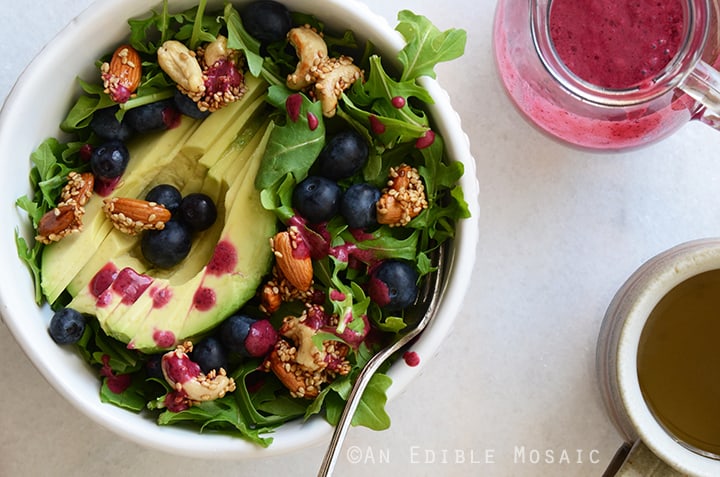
left=637, top=269, right=720, bottom=456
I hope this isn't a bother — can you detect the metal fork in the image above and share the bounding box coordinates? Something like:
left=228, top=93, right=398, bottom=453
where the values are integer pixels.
left=317, top=245, right=447, bottom=476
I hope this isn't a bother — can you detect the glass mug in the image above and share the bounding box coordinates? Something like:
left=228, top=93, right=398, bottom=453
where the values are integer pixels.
left=597, top=239, right=720, bottom=476
left=493, top=0, right=720, bottom=151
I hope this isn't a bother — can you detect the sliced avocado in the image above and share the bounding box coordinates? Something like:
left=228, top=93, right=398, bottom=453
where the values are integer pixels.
left=41, top=118, right=201, bottom=304
left=70, top=124, right=275, bottom=351
left=61, top=76, right=277, bottom=352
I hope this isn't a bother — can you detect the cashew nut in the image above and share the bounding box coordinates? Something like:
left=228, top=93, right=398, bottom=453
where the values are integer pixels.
left=203, top=35, right=229, bottom=67
left=280, top=316, right=325, bottom=371
left=314, top=58, right=362, bottom=117
left=161, top=342, right=236, bottom=406
left=157, top=40, right=205, bottom=94
left=286, top=26, right=328, bottom=90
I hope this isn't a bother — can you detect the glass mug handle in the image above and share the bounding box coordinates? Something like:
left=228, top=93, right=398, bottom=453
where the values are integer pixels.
left=603, top=441, right=687, bottom=476
left=682, top=60, right=720, bottom=129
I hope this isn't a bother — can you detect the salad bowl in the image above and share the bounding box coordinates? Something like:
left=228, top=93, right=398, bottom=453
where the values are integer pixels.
left=0, top=0, right=478, bottom=458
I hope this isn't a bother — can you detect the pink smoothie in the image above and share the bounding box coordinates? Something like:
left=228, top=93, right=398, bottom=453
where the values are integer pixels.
left=493, top=0, right=696, bottom=150
left=549, top=0, right=684, bottom=89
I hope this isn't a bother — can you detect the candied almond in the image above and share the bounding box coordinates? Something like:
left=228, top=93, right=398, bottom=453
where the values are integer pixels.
left=271, top=230, right=313, bottom=291
left=102, top=44, right=142, bottom=103
left=103, top=197, right=171, bottom=235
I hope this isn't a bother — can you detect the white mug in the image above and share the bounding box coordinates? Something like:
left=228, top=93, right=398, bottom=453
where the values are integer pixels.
left=597, top=238, right=720, bottom=476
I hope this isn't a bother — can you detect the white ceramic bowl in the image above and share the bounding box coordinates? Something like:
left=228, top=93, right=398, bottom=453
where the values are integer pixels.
left=0, top=0, right=479, bottom=459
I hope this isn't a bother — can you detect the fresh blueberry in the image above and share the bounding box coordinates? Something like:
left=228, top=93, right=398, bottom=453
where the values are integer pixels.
left=191, top=336, right=228, bottom=374
left=292, top=176, right=342, bottom=223
left=220, top=314, right=253, bottom=352
left=368, top=260, right=419, bottom=311
left=90, top=140, right=130, bottom=180
left=178, top=193, right=217, bottom=231
left=144, top=354, right=165, bottom=380
left=340, top=183, right=381, bottom=229
left=48, top=308, right=86, bottom=344
left=173, top=89, right=211, bottom=119
left=141, top=220, right=192, bottom=268
left=145, top=184, right=182, bottom=215
left=125, top=99, right=181, bottom=134
left=242, top=1, right=292, bottom=44
left=90, top=106, right=134, bottom=142
left=220, top=314, right=277, bottom=358
left=317, top=130, right=369, bottom=180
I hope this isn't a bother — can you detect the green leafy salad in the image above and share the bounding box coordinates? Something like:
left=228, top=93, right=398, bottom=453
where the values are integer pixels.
left=15, top=0, right=469, bottom=446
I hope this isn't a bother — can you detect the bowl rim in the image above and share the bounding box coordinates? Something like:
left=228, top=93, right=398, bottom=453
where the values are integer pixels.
left=0, top=0, right=480, bottom=459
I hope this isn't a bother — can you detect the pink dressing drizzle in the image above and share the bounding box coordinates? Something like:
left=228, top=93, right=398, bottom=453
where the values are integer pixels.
left=112, top=267, right=153, bottom=305
left=369, top=115, right=386, bottom=134
left=391, top=96, right=406, bottom=108
left=150, top=286, right=172, bottom=309
left=403, top=351, right=421, bottom=367
left=153, top=329, right=176, bottom=348
left=286, top=93, right=303, bottom=122
left=329, top=289, right=346, bottom=301
left=100, top=354, right=132, bottom=393
left=415, top=129, right=435, bottom=149
left=207, top=240, right=237, bottom=276
left=193, top=287, right=216, bottom=311
left=94, top=176, right=122, bottom=196
left=90, top=262, right=118, bottom=298
left=307, top=112, right=319, bottom=131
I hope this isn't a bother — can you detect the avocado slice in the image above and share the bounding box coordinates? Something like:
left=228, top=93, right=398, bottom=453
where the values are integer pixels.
left=43, top=75, right=278, bottom=352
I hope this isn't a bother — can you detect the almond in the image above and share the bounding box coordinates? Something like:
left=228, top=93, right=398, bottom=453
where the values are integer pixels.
left=271, top=229, right=313, bottom=291
left=36, top=204, right=83, bottom=244
left=103, top=197, right=171, bottom=235
left=60, top=171, right=94, bottom=207
left=102, top=44, right=142, bottom=103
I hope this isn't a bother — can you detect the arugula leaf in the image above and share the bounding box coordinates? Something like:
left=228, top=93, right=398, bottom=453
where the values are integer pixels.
left=323, top=373, right=392, bottom=430
left=352, top=229, right=419, bottom=262
left=156, top=398, right=274, bottom=447
left=224, top=4, right=265, bottom=78
left=14, top=233, right=43, bottom=304
left=255, top=89, right=325, bottom=189
left=395, top=10, right=467, bottom=81
left=100, top=376, right=147, bottom=412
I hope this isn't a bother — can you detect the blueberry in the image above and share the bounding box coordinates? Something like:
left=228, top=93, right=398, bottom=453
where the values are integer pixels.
left=242, top=1, right=292, bottom=44
left=125, top=99, right=181, bottom=134
left=220, top=314, right=277, bottom=358
left=220, top=314, right=253, bottom=354
left=178, top=193, right=217, bottom=231
left=173, top=89, right=210, bottom=120
left=144, top=354, right=164, bottom=380
left=368, top=260, right=419, bottom=311
left=145, top=184, right=182, bottom=215
left=317, top=130, right=369, bottom=180
left=90, top=140, right=130, bottom=179
left=340, top=183, right=381, bottom=229
left=48, top=308, right=86, bottom=344
left=292, top=176, right=342, bottom=223
left=141, top=220, right=192, bottom=268
left=90, top=106, right=134, bottom=142
left=191, top=336, right=228, bottom=374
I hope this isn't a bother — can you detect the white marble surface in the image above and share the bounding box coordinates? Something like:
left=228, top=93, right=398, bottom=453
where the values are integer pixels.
left=3, top=0, right=719, bottom=476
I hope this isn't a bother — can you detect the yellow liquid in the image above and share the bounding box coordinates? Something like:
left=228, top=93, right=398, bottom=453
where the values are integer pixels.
left=637, top=269, right=720, bottom=456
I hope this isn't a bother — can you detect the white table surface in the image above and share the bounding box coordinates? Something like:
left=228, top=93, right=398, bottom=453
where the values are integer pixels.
left=2, top=0, right=717, bottom=476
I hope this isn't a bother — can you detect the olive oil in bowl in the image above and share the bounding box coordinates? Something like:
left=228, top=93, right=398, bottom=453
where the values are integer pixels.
left=637, top=269, right=720, bottom=457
